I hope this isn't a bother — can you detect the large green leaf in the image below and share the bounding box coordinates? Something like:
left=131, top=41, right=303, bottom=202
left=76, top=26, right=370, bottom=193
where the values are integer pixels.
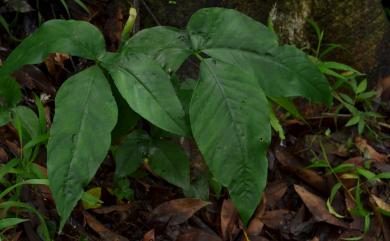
left=102, top=52, right=189, bottom=136
left=0, top=19, right=106, bottom=107
left=189, top=59, right=271, bottom=224
left=0, top=19, right=106, bottom=76
left=204, top=46, right=331, bottom=103
left=114, top=130, right=150, bottom=178
left=187, top=8, right=278, bottom=54
left=123, top=27, right=192, bottom=72
left=148, top=140, right=190, bottom=190
left=47, top=66, right=117, bottom=230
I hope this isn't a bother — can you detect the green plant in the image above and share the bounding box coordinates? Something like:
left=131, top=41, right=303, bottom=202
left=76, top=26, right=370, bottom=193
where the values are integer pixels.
left=0, top=97, right=52, bottom=240
left=307, top=19, right=381, bottom=135
left=308, top=142, right=390, bottom=239
left=0, top=7, right=331, bottom=231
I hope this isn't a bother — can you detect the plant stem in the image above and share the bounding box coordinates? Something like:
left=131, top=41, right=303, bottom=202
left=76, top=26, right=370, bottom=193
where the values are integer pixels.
left=120, top=7, right=137, bottom=47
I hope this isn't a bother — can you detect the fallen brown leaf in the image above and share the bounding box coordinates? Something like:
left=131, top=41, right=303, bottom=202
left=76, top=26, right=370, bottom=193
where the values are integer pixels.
left=83, top=211, right=129, bottom=241
left=260, top=209, right=296, bottom=230
left=220, top=200, right=240, bottom=241
left=265, top=180, right=288, bottom=210
left=275, top=146, right=328, bottom=193
left=294, top=185, right=348, bottom=228
left=151, top=198, right=210, bottom=225
left=355, top=136, right=388, bottom=163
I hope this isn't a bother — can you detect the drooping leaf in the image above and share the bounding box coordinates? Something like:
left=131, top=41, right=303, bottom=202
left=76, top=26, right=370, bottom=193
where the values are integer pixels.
left=203, top=46, right=331, bottom=104
left=189, top=59, right=271, bottom=224
left=187, top=8, right=278, bottom=55
left=0, top=19, right=106, bottom=107
left=114, top=130, right=150, bottom=178
left=186, top=8, right=330, bottom=104
left=124, top=26, right=192, bottom=72
left=47, top=66, right=117, bottom=230
left=102, top=52, right=189, bottom=136
left=149, top=140, right=190, bottom=190
left=0, top=19, right=106, bottom=76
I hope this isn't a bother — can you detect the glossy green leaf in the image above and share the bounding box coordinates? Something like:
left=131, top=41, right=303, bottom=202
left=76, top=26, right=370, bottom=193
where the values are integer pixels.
left=124, top=27, right=192, bottom=72
left=102, top=52, right=189, bottom=136
left=47, top=66, right=117, bottom=230
left=187, top=8, right=278, bottom=54
left=189, top=59, right=271, bottom=224
left=148, top=140, right=190, bottom=190
left=114, top=130, right=150, bottom=178
left=204, top=46, right=331, bottom=104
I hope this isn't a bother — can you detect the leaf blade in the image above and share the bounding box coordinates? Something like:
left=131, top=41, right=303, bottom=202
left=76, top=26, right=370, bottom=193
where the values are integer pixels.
left=102, top=52, right=189, bottom=136
left=47, top=66, right=117, bottom=230
left=189, top=59, right=271, bottom=224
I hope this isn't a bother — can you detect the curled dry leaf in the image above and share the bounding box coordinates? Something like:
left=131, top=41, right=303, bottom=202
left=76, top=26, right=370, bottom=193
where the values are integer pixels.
left=294, top=185, right=348, bottom=228
left=151, top=198, right=210, bottom=225
left=355, top=136, right=388, bottom=163
left=83, top=211, right=129, bottom=241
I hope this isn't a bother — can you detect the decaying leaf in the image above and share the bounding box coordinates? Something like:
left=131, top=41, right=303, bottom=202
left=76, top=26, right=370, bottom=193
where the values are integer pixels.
left=151, top=198, right=210, bottom=225
left=294, top=185, right=348, bottom=228
left=83, top=211, right=129, bottom=241
left=260, top=209, right=296, bottom=230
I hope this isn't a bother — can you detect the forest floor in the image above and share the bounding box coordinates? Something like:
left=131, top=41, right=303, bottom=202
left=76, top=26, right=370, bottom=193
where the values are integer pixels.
left=0, top=1, right=389, bottom=241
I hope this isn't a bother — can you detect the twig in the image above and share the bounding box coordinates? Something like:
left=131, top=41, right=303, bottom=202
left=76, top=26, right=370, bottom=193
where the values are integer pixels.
left=140, top=0, right=161, bottom=25
left=133, top=0, right=140, bottom=33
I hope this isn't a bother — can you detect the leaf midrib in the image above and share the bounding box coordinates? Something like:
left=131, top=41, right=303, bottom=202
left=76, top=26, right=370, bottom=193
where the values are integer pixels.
left=115, top=64, right=186, bottom=135
left=61, top=69, right=96, bottom=203
left=201, top=60, right=247, bottom=176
